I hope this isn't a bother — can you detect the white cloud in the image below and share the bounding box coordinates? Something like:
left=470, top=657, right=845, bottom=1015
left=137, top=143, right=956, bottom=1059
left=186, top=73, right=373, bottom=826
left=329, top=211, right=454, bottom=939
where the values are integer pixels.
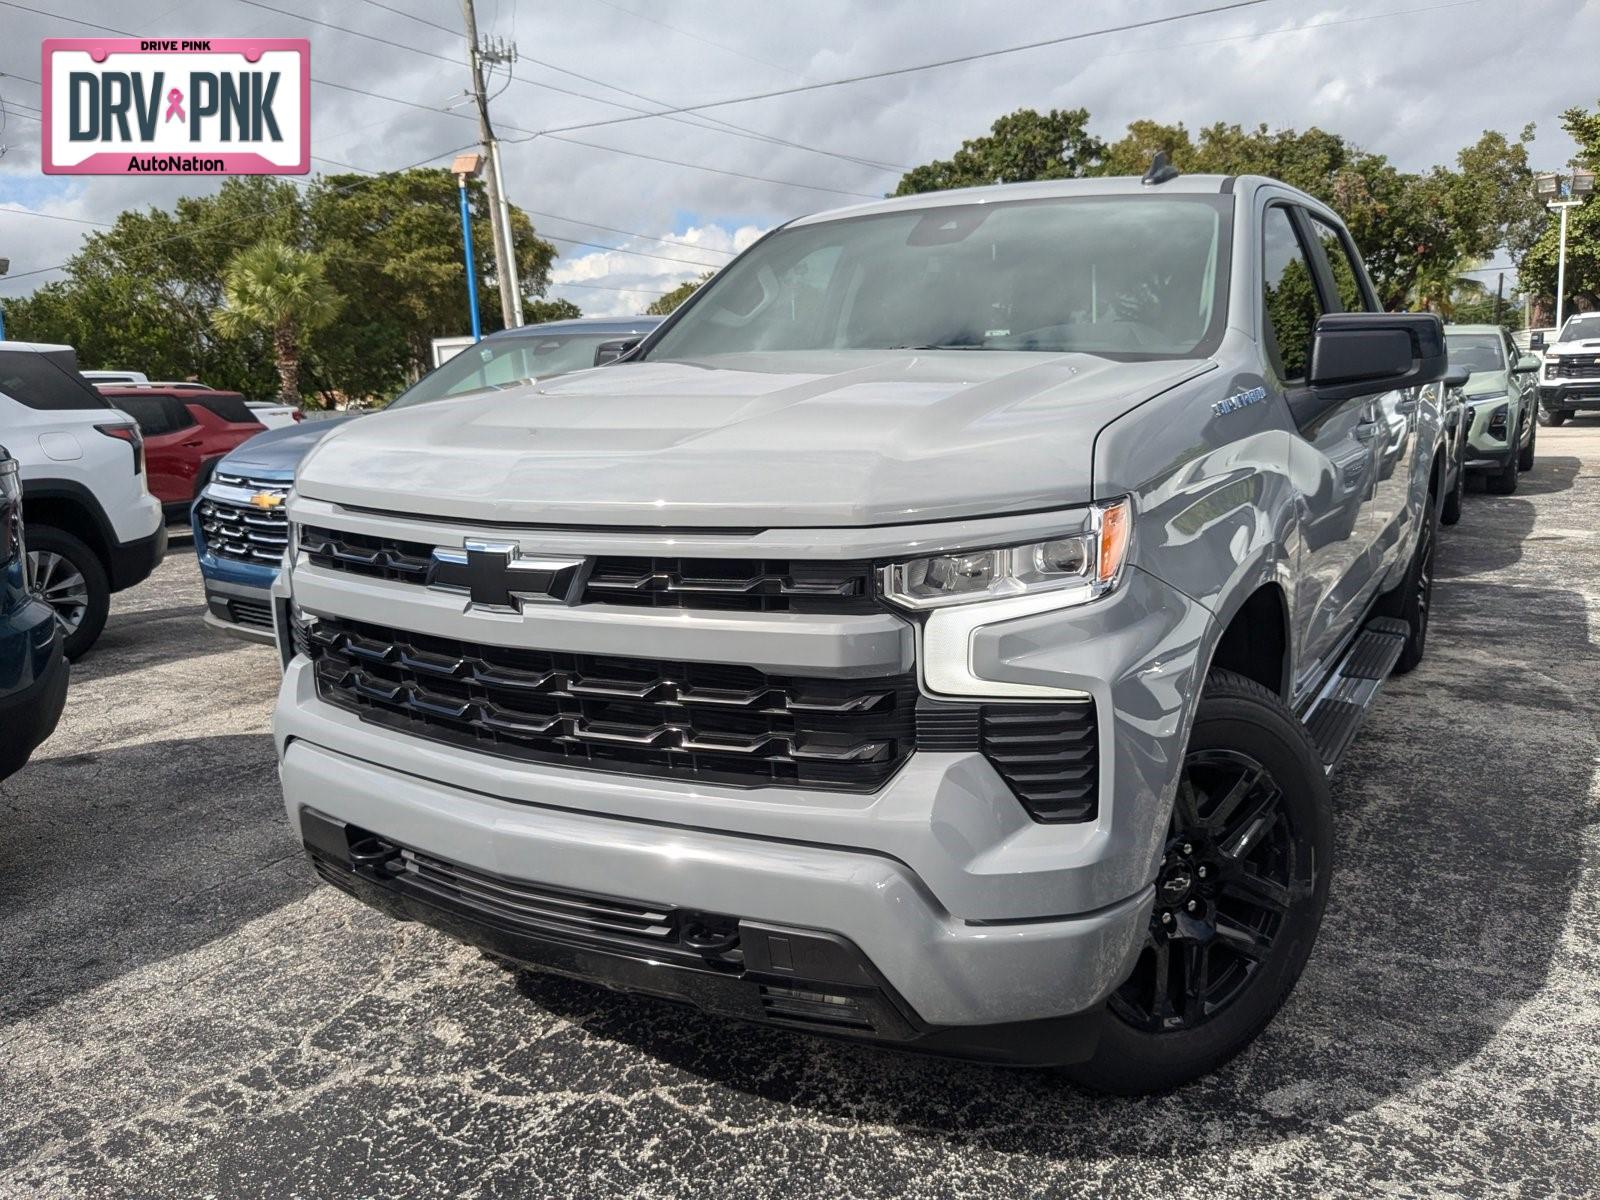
left=548, top=221, right=763, bottom=315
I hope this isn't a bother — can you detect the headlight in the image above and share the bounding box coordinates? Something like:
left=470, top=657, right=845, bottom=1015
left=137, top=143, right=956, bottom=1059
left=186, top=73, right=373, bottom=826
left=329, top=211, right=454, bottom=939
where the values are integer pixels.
left=880, top=497, right=1131, bottom=610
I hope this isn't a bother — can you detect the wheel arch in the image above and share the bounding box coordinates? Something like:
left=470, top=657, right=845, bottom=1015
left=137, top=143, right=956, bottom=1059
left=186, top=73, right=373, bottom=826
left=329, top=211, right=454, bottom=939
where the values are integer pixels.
left=19, top=480, right=114, bottom=570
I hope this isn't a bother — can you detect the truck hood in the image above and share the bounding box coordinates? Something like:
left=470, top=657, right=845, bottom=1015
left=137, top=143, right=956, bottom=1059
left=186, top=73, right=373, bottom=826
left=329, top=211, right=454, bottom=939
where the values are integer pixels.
left=223, top=414, right=362, bottom=477
left=295, top=351, right=1213, bottom=528
left=1549, top=339, right=1600, bottom=356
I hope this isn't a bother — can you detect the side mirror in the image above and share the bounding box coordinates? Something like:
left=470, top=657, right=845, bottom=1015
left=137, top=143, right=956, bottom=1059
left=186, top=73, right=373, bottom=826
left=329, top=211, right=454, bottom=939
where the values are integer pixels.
left=593, top=338, right=640, bottom=366
left=1512, top=353, right=1541, bottom=374
left=1442, top=364, right=1471, bottom=389
left=1292, top=312, right=1447, bottom=426
left=1530, top=330, right=1546, bottom=350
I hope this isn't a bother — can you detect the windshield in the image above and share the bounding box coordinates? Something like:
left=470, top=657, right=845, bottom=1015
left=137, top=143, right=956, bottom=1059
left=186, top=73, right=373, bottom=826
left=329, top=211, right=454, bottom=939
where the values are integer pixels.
left=644, top=195, right=1230, bottom=362
left=1446, top=334, right=1505, bottom=374
left=387, top=332, right=617, bottom=410
left=1556, top=313, right=1600, bottom=343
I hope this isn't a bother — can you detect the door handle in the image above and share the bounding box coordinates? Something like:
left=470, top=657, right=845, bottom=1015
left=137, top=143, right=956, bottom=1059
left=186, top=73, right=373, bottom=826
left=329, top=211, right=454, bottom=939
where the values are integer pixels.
left=182, top=439, right=203, bottom=447
left=1352, top=423, right=1380, bottom=441
left=1394, top=395, right=1420, bottom=414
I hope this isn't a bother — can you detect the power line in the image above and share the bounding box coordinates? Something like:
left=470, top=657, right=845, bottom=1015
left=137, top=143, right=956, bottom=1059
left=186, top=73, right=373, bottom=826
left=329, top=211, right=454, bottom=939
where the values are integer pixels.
left=0, top=206, right=113, bottom=227
left=519, top=209, right=733, bottom=257
left=238, top=0, right=907, bottom=174
left=1, top=139, right=480, bottom=284
left=532, top=0, right=1289, bottom=138
left=542, top=133, right=881, bottom=199
left=554, top=279, right=670, bottom=296
left=349, top=0, right=458, bottom=37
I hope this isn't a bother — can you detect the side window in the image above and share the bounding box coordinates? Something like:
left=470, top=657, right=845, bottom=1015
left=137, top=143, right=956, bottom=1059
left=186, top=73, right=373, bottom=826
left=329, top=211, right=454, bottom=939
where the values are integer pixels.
left=1309, top=216, right=1373, bottom=313
left=0, top=350, right=112, bottom=411
left=1261, top=206, right=1326, bottom=384
left=166, top=398, right=198, bottom=431
left=112, top=395, right=174, bottom=436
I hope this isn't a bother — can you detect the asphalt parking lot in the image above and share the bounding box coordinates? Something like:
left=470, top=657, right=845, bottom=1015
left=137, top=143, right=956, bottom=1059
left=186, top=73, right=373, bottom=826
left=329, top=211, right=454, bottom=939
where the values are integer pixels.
left=2, top=426, right=1598, bottom=1200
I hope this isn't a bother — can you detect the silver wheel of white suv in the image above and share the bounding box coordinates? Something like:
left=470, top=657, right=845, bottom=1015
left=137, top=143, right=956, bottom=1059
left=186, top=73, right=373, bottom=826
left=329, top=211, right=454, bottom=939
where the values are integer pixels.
left=28, top=549, right=90, bottom=633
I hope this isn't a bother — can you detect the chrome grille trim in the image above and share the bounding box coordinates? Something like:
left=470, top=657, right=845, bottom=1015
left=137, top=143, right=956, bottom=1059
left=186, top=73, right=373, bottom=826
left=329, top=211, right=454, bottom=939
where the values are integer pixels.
left=298, top=524, right=878, bottom=613
left=198, top=494, right=290, bottom=565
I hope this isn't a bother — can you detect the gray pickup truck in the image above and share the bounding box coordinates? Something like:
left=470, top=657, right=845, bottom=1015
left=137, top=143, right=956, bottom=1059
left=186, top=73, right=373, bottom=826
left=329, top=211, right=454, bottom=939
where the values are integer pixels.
left=271, top=169, right=1449, bottom=1093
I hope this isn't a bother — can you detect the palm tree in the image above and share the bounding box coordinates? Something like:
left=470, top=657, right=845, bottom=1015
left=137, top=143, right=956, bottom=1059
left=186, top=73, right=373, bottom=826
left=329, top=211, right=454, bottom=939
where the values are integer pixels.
left=213, top=240, right=342, bottom=404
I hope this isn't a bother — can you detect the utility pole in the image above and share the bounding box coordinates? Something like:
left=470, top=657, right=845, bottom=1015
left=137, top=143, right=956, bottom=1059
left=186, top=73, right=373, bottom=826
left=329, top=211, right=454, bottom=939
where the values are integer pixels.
left=1493, top=272, right=1504, bottom=325
left=459, top=0, right=518, bottom=328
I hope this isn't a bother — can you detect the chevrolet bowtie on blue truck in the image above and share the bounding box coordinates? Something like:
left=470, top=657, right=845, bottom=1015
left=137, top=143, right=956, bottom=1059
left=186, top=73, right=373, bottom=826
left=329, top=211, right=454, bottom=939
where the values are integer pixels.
left=194, top=317, right=661, bottom=642
left=271, top=172, right=1451, bottom=1093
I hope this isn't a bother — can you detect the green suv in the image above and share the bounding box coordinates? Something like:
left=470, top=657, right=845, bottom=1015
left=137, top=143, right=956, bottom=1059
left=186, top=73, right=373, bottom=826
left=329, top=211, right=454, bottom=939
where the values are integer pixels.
left=1446, top=324, right=1541, bottom=495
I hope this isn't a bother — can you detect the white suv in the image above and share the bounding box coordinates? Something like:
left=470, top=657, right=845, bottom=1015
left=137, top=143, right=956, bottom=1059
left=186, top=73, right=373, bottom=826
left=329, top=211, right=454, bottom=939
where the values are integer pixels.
left=0, top=342, right=165, bottom=657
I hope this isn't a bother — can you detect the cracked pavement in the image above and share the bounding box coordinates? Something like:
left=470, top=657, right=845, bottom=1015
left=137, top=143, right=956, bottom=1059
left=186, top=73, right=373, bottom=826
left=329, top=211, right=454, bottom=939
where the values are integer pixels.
left=2, top=424, right=1598, bottom=1198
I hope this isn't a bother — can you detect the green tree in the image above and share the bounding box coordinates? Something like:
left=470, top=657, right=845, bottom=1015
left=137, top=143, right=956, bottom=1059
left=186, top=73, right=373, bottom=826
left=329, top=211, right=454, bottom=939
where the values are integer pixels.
left=525, top=298, right=582, bottom=323
left=894, top=108, right=1105, bottom=196
left=4, top=169, right=563, bottom=403
left=304, top=168, right=557, bottom=399
left=1518, top=103, right=1600, bottom=320
left=213, top=240, right=342, bottom=404
left=646, top=273, right=712, bottom=315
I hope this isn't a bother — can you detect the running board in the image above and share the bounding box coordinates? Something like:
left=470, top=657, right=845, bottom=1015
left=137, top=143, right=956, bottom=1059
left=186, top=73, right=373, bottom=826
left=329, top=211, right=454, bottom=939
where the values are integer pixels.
left=1301, top=617, right=1410, bottom=774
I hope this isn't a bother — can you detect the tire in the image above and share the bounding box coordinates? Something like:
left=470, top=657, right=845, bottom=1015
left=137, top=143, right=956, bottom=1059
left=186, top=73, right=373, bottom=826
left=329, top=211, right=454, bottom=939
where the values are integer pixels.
left=1440, top=456, right=1464, bottom=526
left=1376, top=487, right=1438, bottom=674
left=1518, top=416, right=1536, bottom=471
left=26, top=525, right=111, bottom=660
left=1486, top=446, right=1518, bottom=494
left=1065, top=670, right=1332, bottom=1096
left=1537, top=403, right=1563, bottom=427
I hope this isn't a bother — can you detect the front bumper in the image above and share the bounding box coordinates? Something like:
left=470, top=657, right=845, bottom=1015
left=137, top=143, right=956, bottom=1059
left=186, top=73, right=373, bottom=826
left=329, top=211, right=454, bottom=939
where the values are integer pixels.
left=298, top=803, right=1114, bottom=1064
left=1540, top=382, right=1600, bottom=410
left=278, top=665, right=1155, bottom=1030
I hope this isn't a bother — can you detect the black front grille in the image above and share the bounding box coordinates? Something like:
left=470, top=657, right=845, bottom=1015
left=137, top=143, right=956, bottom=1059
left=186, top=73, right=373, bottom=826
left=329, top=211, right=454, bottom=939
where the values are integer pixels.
left=401, top=847, right=680, bottom=950
left=917, top=698, right=1099, bottom=822
left=1553, top=356, right=1600, bottom=378
left=305, top=617, right=916, bottom=791
left=299, top=525, right=878, bottom=613
left=199, top=484, right=289, bottom=565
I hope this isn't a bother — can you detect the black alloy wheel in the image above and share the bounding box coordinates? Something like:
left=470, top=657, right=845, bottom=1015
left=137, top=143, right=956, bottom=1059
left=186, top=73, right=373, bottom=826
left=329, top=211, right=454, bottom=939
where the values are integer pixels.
left=1065, top=670, right=1332, bottom=1096
left=1109, top=749, right=1310, bottom=1033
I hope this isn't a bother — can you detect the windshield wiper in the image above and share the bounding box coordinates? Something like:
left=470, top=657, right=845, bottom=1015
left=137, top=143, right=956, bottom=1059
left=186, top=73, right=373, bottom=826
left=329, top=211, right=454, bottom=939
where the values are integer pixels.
left=888, top=343, right=995, bottom=351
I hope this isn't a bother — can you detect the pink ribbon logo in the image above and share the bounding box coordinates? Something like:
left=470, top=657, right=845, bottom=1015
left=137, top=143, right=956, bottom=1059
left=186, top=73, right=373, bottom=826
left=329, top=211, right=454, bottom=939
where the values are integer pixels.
left=164, top=88, right=185, bottom=123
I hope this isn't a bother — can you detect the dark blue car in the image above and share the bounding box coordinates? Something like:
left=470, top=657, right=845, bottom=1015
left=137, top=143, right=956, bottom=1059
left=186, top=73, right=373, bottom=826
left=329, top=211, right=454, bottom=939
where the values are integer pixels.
left=193, top=316, right=662, bottom=642
left=0, top=444, right=68, bottom=780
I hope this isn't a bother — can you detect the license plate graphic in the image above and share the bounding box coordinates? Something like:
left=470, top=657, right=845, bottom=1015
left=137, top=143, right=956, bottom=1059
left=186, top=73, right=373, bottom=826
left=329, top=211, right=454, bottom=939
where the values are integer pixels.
left=42, top=38, right=310, bottom=175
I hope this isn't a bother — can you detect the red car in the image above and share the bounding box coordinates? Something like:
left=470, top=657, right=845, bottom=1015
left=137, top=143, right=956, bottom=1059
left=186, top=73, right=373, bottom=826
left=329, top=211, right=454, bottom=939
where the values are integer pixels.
left=100, top=388, right=267, bottom=522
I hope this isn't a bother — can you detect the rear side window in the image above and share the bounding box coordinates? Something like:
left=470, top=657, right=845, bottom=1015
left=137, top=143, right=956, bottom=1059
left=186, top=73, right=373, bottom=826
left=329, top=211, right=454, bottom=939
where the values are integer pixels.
left=113, top=395, right=173, bottom=435
left=0, top=349, right=111, bottom=411
left=188, top=393, right=258, bottom=424
left=112, top=394, right=194, bottom=435
left=1308, top=215, right=1373, bottom=313
left=1261, top=206, right=1326, bottom=384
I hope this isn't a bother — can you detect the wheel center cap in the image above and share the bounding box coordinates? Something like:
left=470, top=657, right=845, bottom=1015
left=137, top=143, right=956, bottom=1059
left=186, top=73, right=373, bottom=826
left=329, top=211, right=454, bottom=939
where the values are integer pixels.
left=1158, top=867, right=1193, bottom=906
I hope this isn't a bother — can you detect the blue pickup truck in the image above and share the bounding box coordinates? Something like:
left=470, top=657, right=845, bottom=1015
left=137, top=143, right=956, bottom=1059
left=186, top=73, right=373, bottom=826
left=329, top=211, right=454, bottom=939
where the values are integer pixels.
left=0, top=444, right=68, bottom=780
left=193, top=316, right=662, bottom=642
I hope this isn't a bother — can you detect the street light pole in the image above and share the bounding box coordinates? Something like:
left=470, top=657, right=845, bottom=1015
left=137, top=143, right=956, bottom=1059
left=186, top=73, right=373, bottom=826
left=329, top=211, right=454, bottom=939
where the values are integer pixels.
left=0, top=258, right=9, bottom=340
left=451, top=153, right=485, bottom=342
left=1549, top=199, right=1579, bottom=333
left=1535, top=169, right=1594, bottom=332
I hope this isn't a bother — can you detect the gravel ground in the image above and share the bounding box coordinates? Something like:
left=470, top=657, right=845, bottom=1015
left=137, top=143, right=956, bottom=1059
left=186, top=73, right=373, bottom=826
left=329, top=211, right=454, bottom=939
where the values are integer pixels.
left=2, top=425, right=1598, bottom=1199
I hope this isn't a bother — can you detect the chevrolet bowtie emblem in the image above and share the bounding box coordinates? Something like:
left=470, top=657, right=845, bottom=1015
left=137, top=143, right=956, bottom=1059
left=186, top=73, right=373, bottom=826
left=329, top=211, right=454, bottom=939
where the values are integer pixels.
left=250, top=492, right=285, bottom=509
left=427, top=540, right=588, bottom=611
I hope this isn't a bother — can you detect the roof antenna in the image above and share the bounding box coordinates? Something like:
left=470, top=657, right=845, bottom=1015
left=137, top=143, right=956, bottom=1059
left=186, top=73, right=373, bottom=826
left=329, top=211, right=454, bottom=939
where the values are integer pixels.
left=1142, top=151, right=1179, bottom=186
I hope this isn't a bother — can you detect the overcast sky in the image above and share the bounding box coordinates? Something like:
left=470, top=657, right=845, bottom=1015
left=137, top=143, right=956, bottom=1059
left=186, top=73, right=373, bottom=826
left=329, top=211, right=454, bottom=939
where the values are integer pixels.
left=1, top=0, right=1596, bottom=319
